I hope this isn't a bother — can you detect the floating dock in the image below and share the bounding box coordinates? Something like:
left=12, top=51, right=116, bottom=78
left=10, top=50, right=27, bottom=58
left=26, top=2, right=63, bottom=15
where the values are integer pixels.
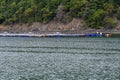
left=0, top=32, right=104, bottom=37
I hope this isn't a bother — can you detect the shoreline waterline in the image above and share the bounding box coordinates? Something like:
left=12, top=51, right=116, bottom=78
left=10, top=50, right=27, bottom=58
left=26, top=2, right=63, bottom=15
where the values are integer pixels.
left=0, top=32, right=120, bottom=37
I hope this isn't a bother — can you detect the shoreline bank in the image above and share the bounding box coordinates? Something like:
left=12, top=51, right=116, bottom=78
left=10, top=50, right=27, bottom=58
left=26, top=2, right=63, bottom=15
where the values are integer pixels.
left=0, top=19, right=120, bottom=35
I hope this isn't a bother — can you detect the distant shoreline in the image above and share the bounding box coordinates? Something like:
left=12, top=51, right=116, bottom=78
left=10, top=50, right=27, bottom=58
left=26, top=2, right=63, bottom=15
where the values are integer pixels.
left=0, top=20, right=120, bottom=35
left=0, top=28, right=120, bottom=35
left=0, top=31, right=120, bottom=37
left=1, top=29, right=120, bottom=34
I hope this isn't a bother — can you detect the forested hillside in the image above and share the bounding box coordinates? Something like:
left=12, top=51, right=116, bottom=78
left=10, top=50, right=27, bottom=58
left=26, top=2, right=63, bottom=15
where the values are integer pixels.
left=0, top=0, right=120, bottom=29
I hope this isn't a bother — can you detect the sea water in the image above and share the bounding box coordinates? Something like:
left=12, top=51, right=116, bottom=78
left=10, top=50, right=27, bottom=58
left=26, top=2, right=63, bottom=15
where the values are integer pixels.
left=0, top=37, right=120, bottom=80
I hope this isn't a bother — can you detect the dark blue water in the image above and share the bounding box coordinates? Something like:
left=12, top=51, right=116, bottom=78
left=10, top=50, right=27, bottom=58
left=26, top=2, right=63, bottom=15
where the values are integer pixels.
left=0, top=37, right=120, bottom=80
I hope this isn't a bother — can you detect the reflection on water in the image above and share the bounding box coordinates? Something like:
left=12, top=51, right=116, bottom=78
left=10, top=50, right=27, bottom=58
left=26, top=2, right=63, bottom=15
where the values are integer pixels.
left=0, top=37, right=120, bottom=80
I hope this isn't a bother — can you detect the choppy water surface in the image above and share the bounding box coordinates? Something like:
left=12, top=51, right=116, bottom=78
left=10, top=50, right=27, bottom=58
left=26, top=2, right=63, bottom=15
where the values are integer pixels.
left=0, top=37, right=120, bottom=80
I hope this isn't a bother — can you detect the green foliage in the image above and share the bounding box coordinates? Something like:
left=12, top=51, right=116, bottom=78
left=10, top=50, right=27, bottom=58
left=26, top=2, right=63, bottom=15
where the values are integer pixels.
left=91, top=9, right=106, bottom=28
left=0, top=13, right=4, bottom=23
left=84, top=0, right=117, bottom=28
left=0, top=14, right=3, bottom=20
left=116, top=8, right=120, bottom=20
left=85, top=9, right=107, bottom=28
left=0, top=0, right=119, bottom=28
left=104, top=17, right=116, bottom=29
left=103, top=3, right=114, bottom=17
left=93, top=9, right=106, bottom=20
left=24, top=8, right=33, bottom=16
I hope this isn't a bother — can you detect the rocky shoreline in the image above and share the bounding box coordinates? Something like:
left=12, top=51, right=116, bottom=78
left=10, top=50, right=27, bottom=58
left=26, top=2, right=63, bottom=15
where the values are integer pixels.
left=0, top=19, right=120, bottom=34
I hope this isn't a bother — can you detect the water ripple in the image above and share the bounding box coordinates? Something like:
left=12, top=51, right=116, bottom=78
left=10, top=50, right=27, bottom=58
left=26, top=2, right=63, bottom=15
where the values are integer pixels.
left=0, top=37, right=120, bottom=80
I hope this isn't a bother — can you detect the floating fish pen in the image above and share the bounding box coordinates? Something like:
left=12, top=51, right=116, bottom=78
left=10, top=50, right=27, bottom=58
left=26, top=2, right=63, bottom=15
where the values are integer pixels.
left=0, top=32, right=105, bottom=37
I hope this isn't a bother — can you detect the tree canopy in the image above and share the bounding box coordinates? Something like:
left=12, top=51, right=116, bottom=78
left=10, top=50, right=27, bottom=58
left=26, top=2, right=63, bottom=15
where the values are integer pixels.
left=0, top=0, right=120, bottom=28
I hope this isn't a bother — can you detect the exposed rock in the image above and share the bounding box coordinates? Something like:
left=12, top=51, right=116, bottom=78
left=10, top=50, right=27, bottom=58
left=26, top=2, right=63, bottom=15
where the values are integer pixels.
left=0, top=18, right=120, bottom=34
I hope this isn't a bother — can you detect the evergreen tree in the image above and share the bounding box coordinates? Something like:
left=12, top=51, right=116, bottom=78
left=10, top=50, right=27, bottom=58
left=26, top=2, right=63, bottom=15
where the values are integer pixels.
left=0, top=0, right=119, bottom=28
